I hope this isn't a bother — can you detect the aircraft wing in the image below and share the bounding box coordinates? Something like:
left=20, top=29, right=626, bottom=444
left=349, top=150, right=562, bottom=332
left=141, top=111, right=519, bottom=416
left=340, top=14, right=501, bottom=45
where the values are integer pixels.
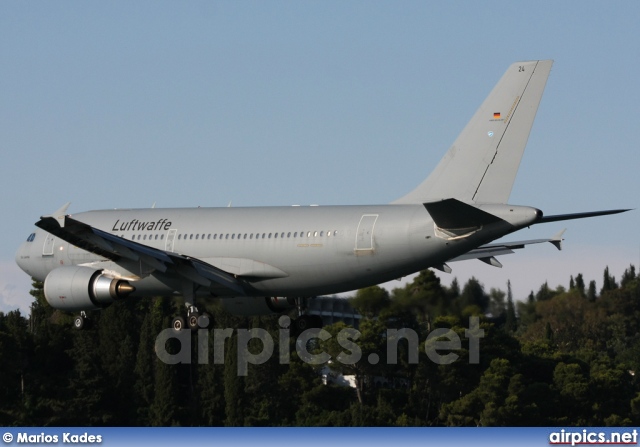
left=446, top=230, right=566, bottom=268
left=35, top=215, right=247, bottom=296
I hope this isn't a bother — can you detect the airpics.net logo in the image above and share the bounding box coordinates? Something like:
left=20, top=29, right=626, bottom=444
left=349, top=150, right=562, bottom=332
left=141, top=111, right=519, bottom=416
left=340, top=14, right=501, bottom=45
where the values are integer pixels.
left=154, top=316, right=484, bottom=375
left=549, top=429, right=638, bottom=446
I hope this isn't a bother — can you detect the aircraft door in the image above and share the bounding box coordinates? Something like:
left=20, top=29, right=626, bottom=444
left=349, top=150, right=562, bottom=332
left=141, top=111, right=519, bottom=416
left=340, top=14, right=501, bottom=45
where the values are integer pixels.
left=355, top=214, right=378, bottom=251
left=42, top=233, right=55, bottom=256
left=165, top=229, right=177, bottom=252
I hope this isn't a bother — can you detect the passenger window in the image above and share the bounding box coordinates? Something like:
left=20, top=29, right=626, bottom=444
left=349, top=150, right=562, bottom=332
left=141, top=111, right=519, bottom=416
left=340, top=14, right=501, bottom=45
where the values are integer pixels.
left=320, top=231, right=324, bottom=237
left=307, top=232, right=311, bottom=237
left=293, top=232, right=297, bottom=237
left=287, top=232, right=291, bottom=237
left=225, top=234, right=229, bottom=239
left=268, top=233, right=272, bottom=238
left=314, top=231, right=318, bottom=237
left=195, top=234, right=199, bottom=240
left=161, top=234, right=164, bottom=240
left=250, top=234, right=253, bottom=239
left=281, top=232, right=285, bottom=238
left=274, top=233, right=278, bottom=239
left=243, top=234, right=247, bottom=239
left=232, top=234, right=235, bottom=239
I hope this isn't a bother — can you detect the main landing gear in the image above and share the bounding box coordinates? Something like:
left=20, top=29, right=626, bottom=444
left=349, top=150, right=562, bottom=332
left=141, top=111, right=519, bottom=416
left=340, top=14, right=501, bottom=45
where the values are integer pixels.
left=291, top=297, right=323, bottom=336
left=172, top=305, right=211, bottom=332
left=172, top=281, right=211, bottom=332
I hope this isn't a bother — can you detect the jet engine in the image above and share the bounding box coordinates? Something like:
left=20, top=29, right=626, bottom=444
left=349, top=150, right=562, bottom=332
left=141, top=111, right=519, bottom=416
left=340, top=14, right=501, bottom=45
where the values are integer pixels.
left=43, top=266, right=135, bottom=312
left=221, top=296, right=295, bottom=316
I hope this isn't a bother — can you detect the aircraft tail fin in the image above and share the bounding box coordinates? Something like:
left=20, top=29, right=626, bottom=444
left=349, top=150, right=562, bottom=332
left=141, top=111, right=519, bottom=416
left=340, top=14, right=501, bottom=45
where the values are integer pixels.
left=394, top=60, right=553, bottom=204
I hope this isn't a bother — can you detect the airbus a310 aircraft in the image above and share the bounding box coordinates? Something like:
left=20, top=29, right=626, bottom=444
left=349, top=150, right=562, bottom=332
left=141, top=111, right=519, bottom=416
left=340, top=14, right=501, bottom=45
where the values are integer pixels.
left=15, top=60, right=628, bottom=331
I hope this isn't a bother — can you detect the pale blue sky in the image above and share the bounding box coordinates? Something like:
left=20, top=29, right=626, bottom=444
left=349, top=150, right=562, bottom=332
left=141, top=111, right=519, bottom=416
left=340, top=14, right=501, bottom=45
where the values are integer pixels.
left=1, top=1, right=638, bottom=313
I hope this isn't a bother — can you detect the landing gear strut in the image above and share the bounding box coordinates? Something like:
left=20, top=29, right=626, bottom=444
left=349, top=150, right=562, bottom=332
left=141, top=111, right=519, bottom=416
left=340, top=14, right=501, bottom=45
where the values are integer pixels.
left=291, top=297, right=323, bottom=335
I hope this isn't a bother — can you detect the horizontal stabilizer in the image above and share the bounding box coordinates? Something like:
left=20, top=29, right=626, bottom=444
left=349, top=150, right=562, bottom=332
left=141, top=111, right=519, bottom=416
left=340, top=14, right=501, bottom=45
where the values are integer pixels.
left=538, top=209, right=631, bottom=223
left=449, top=230, right=568, bottom=263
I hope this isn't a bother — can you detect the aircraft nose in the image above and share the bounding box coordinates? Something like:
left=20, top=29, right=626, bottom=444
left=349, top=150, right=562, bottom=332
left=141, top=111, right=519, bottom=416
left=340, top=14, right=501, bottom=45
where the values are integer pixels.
left=15, top=240, right=32, bottom=276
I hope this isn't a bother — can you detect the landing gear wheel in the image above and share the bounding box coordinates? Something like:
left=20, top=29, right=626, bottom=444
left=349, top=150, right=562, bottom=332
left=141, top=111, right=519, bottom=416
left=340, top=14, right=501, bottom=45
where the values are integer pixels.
left=172, top=316, right=185, bottom=332
left=198, top=312, right=211, bottom=329
left=187, top=312, right=200, bottom=331
left=294, top=315, right=311, bottom=333
left=73, top=315, right=85, bottom=330
left=186, top=305, right=200, bottom=331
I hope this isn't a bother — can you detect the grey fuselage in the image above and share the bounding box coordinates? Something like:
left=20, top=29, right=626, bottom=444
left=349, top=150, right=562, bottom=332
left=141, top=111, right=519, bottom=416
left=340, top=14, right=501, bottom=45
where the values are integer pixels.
left=16, top=203, right=537, bottom=299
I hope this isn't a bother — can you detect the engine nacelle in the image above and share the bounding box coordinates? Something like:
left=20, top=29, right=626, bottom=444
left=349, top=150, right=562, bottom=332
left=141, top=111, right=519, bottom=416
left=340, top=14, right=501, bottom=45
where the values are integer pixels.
left=43, top=266, right=135, bottom=312
left=221, top=296, right=295, bottom=316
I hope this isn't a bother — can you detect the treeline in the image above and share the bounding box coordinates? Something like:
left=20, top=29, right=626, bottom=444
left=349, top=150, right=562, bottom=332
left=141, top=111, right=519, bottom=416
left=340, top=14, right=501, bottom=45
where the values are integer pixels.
left=0, top=265, right=639, bottom=426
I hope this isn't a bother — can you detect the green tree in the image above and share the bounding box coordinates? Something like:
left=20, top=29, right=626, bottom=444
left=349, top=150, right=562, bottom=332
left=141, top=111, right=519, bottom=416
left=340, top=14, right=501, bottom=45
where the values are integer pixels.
left=439, top=358, right=513, bottom=426
left=458, top=277, right=489, bottom=315
left=350, top=286, right=390, bottom=319
left=66, top=328, right=110, bottom=425
left=224, top=332, right=245, bottom=426
left=575, top=273, right=586, bottom=297
left=505, top=281, right=517, bottom=333
left=320, top=318, right=387, bottom=405
left=391, top=270, right=447, bottom=323
left=535, top=282, right=554, bottom=302
left=553, top=362, right=589, bottom=425
left=487, top=288, right=506, bottom=320
left=620, top=265, right=637, bottom=288
left=587, top=280, right=597, bottom=302
left=601, top=266, right=618, bottom=295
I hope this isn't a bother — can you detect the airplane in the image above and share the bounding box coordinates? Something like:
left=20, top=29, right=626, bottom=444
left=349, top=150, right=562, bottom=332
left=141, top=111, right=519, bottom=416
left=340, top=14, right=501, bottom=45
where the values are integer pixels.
left=15, top=60, right=629, bottom=332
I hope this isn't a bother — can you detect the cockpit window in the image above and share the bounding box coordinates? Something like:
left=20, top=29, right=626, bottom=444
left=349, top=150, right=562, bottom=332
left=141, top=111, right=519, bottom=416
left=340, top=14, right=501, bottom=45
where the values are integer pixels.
left=26, top=233, right=36, bottom=242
